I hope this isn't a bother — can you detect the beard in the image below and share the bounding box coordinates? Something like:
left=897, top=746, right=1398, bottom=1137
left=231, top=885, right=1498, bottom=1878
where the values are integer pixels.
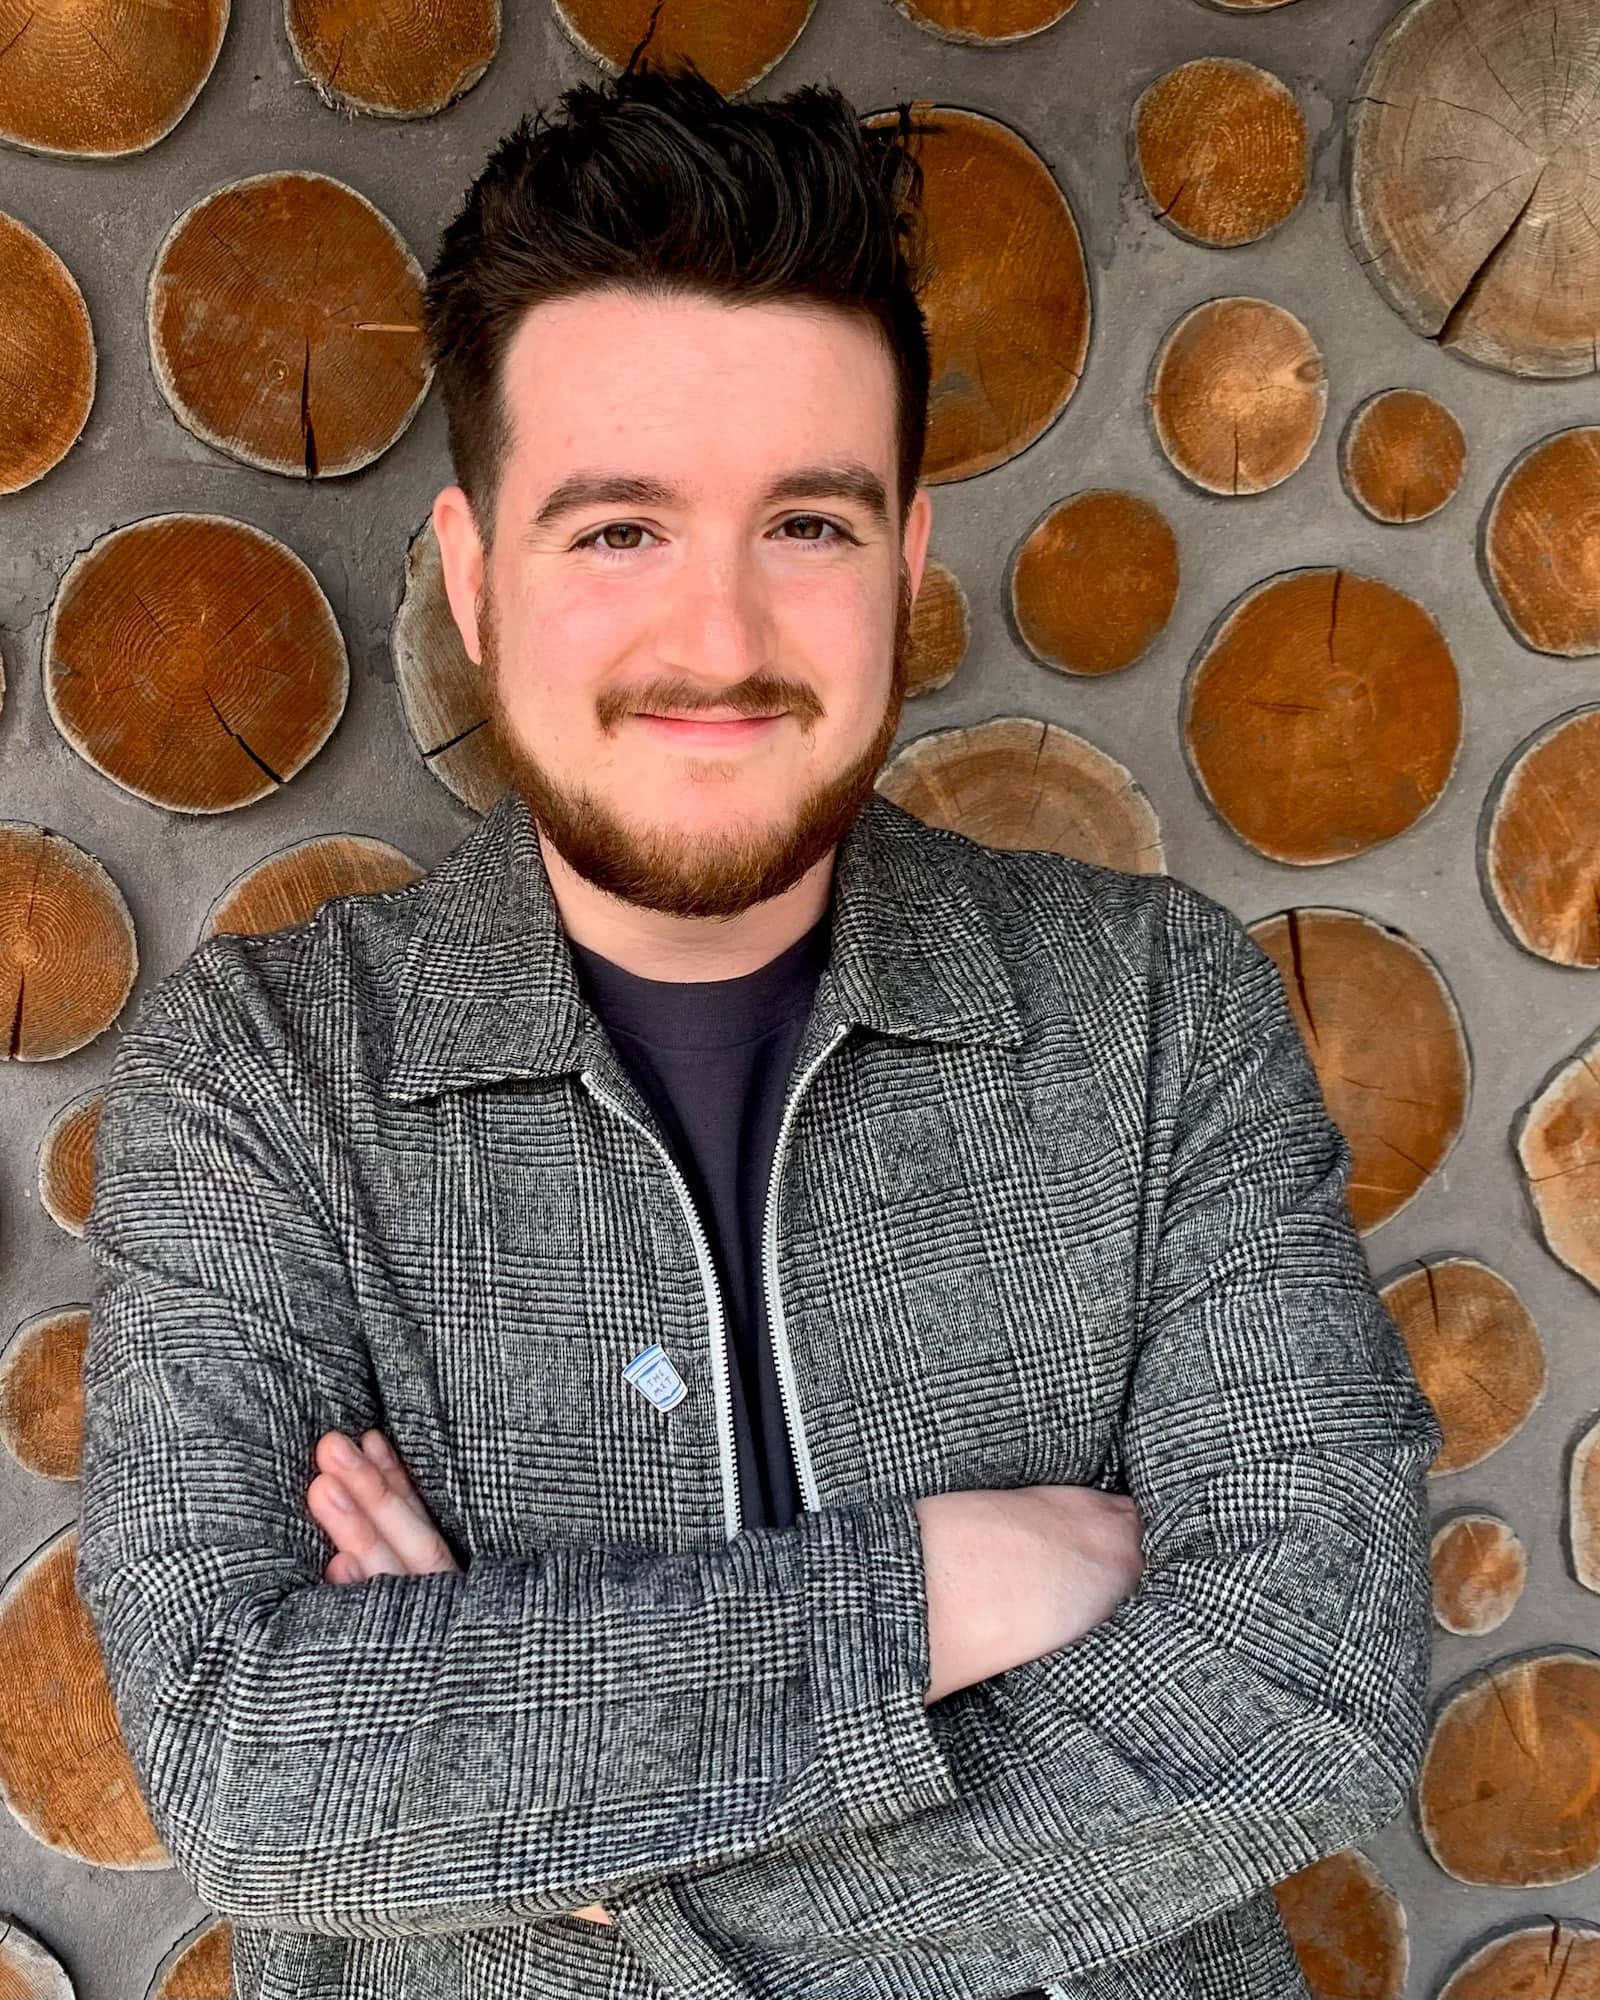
left=477, top=567, right=916, bottom=922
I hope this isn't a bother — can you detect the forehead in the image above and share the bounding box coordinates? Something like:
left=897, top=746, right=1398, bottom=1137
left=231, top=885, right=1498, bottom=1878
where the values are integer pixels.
left=498, top=287, right=899, bottom=491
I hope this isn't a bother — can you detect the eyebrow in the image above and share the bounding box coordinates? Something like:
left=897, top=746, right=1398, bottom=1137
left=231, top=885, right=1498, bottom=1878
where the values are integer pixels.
left=524, top=461, right=892, bottom=542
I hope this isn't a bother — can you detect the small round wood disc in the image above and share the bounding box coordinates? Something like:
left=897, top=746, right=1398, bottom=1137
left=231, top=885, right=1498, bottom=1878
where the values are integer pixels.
left=1341, top=388, right=1467, bottom=523
left=0, top=1306, right=88, bottom=1480
left=1134, top=58, right=1308, bottom=247
left=393, top=518, right=515, bottom=814
left=1183, top=568, right=1461, bottom=864
left=1246, top=908, right=1468, bottom=1233
left=863, top=103, right=1091, bottom=483
left=1438, top=1920, right=1600, bottom=1999
left=886, top=0, right=1082, bottom=43
left=149, top=171, right=431, bottom=478
left=0, top=0, right=226, bottom=156
left=45, top=513, right=348, bottom=813
left=0, top=1527, right=165, bottom=1865
left=0, top=823, right=137, bottom=1062
left=153, top=1919, right=234, bottom=1999
left=0, top=1917, right=72, bottom=2000
left=1379, top=1257, right=1545, bottom=1476
left=1149, top=297, right=1326, bottom=494
left=550, top=0, right=815, bottom=95
left=1432, top=1512, right=1526, bottom=1635
left=38, top=1088, right=103, bottom=1237
left=1272, top=1850, right=1408, bottom=2000
left=204, top=833, right=423, bottom=938
left=1419, top=1649, right=1600, bottom=1885
left=1347, top=0, right=1600, bottom=377
left=1482, top=704, right=1600, bottom=966
left=1573, top=1412, right=1600, bottom=1595
left=905, top=557, right=971, bottom=696
left=285, top=0, right=499, bottom=117
left=877, top=715, right=1164, bottom=873
left=0, top=210, right=95, bottom=495
left=1483, top=426, right=1600, bottom=657
left=1011, top=489, right=1179, bottom=676
left=1516, top=1024, right=1600, bottom=1294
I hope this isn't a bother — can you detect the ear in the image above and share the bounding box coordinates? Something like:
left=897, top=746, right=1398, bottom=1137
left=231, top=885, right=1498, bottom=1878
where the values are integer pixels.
left=903, top=482, right=934, bottom=604
left=431, top=485, right=485, bottom=665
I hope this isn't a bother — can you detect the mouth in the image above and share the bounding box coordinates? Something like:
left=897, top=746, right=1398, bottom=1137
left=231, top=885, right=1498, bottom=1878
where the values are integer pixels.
left=634, top=713, right=785, bottom=746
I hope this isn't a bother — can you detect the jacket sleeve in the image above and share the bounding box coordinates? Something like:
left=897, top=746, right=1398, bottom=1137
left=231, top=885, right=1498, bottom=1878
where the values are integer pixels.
left=73, top=958, right=959, bottom=1942
left=602, top=886, right=1445, bottom=2000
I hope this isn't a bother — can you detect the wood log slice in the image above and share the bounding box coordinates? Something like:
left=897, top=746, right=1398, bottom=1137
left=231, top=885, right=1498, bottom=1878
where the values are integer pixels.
left=285, top=0, right=499, bottom=117
left=45, top=514, right=348, bottom=813
left=1432, top=1511, right=1526, bottom=1634
left=1197, top=0, right=1301, bottom=11
left=1418, top=1648, right=1600, bottom=1885
left=0, top=1306, right=87, bottom=1480
left=1347, top=0, right=1600, bottom=378
left=1246, top=908, right=1468, bottom=1233
left=1341, top=388, right=1467, bottom=523
left=1183, top=568, right=1461, bottom=864
left=1515, top=1024, right=1600, bottom=1295
left=0, top=1527, right=164, bottom=1865
left=1134, top=58, right=1308, bottom=247
left=0, top=1917, right=73, bottom=2000
left=885, top=0, right=1082, bottom=44
left=148, top=171, right=431, bottom=478
left=1483, top=427, right=1600, bottom=656
left=1574, top=1413, right=1600, bottom=1595
left=0, top=210, right=95, bottom=494
left=1149, top=297, right=1326, bottom=494
left=876, top=715, right=1164, bottom=872
left=392, top=518, right=513, bottom=812
left=1482, top=703, right=1600, bottom=966
left=862, top=103, right=1091, bottom=483
left=0, top=824, right=136, bottom=1062
left=1438, top=1920, right=1600, bottom=1999
left=1378, top=1257, right=1545, bottom=1475
left=1010, top=489, right=1179, bottom=677
left=154, top=1917, right=233, bottom=1997
left=39, top=1088, right=104, bottom=1237
left=549, top=0, right=815, bottom=96
left=905, top=557, right=970, bottom=696
left=203, top=834, right=422, bottom=939
left=1271, top=1849, right=1408, bottom=2000
left=0, top=0, right=227, bottom=156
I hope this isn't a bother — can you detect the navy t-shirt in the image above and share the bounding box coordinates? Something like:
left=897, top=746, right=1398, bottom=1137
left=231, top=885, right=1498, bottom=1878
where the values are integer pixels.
left=567, top=907, right=1046, bottom=2000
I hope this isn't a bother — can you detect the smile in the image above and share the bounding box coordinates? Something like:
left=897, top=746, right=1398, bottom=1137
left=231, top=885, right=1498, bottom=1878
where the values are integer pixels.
left=634, top=714, right=784, bottom=745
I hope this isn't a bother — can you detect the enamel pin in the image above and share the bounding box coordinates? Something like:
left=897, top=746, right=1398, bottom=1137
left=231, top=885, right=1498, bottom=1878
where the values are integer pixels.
left=623, top=1342, right=688, bottom=1411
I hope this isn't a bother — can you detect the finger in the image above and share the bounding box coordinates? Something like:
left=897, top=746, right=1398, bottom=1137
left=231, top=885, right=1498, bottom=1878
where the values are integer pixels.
left=360, top=1430, right=431, bottom=1514
left=314, top=1433, right=459, bottom=1575
left=308, top=1472, right=410, bottom=1578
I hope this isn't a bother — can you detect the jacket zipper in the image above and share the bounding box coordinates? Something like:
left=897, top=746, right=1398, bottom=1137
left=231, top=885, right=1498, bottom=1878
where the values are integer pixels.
left=579, top=1017, right=847, bottom=1540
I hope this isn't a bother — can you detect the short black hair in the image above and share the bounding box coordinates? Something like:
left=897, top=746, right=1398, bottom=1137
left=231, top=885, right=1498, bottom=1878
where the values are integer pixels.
left=421, top=49, right=934, bottom=555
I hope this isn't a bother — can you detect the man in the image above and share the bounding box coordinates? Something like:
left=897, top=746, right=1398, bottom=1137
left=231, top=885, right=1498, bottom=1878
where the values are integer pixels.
left=76, top=52, right=1443, bottom=2000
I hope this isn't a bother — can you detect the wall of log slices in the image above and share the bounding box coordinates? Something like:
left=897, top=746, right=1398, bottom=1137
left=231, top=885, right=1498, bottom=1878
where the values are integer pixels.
left=2, top=0, right=1598, bottom=1992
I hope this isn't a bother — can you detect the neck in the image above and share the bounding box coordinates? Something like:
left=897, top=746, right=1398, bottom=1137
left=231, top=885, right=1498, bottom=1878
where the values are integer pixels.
left=537, top=830, right=835, bottom=983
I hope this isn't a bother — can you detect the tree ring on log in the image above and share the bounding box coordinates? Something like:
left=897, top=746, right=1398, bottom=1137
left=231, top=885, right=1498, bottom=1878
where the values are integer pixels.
left=1347, top=0, right=1600, bottom=378
left=1183, top=567, right=1461, bottom=864
left=1341, top=387, right=1467, bottom=523
left=148, top=171, right=431, bottom=478
left=44, top=513, right=348, bottom=813
left=1010, top=489, right=1179, bottom=676
left=1482, top=426, right=1600, bottom=656
left=1134, top=57, right=1308, bottom=247
left=0, top=0, right=226, bottom=156
left=0, top=211, right=95, bottom=494
left=1149, top=296, right=1325, bottom=494
left=1378, top=1256, right=1544, bottom=1475
left=0, top=824, right=136, bottom=1062
left=876, top=715, right=1164, bottom=872
left=285, top=0, right=499, bottom=117
left=1246, top=907, right=1469, bottom=1233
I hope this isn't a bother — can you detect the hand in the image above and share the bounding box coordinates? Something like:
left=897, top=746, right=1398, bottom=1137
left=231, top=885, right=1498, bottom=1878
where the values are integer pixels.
left=915, top=1483, right=1145, bottom=1703
left=309, top=1429, right=615, bottom=1929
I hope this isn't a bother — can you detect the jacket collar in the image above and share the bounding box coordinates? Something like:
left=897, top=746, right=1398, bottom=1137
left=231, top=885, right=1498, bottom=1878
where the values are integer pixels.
left=382, top=786, right=1024, bottom=1104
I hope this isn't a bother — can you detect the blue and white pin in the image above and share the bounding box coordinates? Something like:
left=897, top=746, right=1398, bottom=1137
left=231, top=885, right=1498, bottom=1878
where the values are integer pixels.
left=623, top=1342, right=687, bottom=1411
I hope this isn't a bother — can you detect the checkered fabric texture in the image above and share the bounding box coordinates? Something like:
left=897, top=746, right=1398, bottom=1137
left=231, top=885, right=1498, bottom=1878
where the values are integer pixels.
left=76, top=787, right=1444, bottom=2000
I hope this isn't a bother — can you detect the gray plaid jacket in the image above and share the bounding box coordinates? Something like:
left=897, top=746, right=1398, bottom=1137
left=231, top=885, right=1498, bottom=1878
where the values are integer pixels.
left=76, top=785, right=1443, bottom=2000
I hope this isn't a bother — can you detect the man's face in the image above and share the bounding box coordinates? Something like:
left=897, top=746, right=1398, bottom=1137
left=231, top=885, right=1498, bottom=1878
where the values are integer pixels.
left=434, top=286, right=932, bottom=922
